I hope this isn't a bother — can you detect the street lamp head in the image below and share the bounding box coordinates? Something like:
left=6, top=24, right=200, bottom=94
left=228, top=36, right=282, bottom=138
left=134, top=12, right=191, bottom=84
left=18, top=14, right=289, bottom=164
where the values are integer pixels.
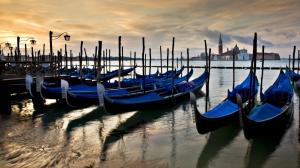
left=64, top=34, right=70, bottom=41
left=30, top=39, right=36, bottom=45
left=5, top=42, right=10, bottom=47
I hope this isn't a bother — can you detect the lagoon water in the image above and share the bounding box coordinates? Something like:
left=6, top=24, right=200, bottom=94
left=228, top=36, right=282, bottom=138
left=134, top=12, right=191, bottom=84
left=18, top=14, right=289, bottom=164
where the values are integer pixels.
left=0, top=60, right=299, bottom=167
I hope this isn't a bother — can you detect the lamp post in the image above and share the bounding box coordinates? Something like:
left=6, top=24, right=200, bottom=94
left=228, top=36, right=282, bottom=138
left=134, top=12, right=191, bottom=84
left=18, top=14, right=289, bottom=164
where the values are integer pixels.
left=17, top=37, right=36, bottom=61
left=0, top=41, right=11, bottom=55
left=49, top=31, right=70, bottom=74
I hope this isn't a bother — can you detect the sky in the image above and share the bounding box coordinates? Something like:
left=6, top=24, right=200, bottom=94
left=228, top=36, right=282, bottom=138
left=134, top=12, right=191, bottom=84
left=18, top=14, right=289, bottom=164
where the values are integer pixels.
left=0, top=0, right=299, bottom=59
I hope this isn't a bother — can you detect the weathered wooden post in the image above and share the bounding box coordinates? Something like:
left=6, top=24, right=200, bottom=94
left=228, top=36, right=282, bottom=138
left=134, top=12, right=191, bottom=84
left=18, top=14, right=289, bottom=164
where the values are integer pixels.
left=133, top=51, right=136, bottom=79
left=49, top=31, right=54, bottom=74
left=171, top=37, right=175, bottom=97
left=292, top=46, right=296, bottom=86
left=204, top=40, right=208, bottom=112
left=0, top=82, right=11, bottom=115
left=181, top=52, right=183, bottom=77
left=142, top=37, right=145, bottom=94
left=122, top=46, right=124, bottom=77
left=103, top=50, right=105, bottom=74
left=65, top=44, right=68, bottom=75
left=149, top=48, right=151, bottom=79
left=160, top=46, right=162, bottom=75
left=208, top=48, right=211, bottom=100
left=43, top=44, right=45, bottom=61
left=187, top=48, right=189, bottom=82
left=84, top=48, right=88, bottom=69
left=297, top=50, right=300, bottom=74
left=233, top=48, right=235, bottom=90
left=17, top=36, right=20, bottom=62
left=79, top=41, right=83, bottom=81
left=260, top=46, right=265, bottom=97
left=94, top=47, right=97, bottom=80
left=105, top=49, right=108, bottom=75
left=97, top=41, right=102, bottom=83
left=166, top=48, right=169, bottom=78
left=118, top=37, right=121, bottom=89
left=109, top=49, right=111, bottom=81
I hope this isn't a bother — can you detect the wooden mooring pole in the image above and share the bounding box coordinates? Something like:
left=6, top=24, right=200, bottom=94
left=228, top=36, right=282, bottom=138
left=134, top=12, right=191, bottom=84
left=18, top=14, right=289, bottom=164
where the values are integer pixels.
left=0, top=82, right=11, bottom=115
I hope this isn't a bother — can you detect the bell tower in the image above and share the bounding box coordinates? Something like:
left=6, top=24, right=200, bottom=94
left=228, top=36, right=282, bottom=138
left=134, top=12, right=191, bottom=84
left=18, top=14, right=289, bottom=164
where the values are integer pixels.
left=218, top=34, right=223, bottom=55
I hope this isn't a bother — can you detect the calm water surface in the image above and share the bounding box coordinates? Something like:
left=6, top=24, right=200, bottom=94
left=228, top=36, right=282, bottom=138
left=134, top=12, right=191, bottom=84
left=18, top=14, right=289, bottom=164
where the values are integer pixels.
left=0, top=60, right=299, bottom=168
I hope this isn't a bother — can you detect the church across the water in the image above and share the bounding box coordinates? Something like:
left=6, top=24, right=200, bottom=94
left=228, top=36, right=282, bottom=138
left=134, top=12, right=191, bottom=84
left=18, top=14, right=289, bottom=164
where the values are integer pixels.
left=214, top=34, right=280, bottom=60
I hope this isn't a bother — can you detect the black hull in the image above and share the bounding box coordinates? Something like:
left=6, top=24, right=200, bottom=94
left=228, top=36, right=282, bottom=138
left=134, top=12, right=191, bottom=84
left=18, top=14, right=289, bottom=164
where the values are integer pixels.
left=241, top=102, right=293, bottom=139
left=41, top=85, right=59, bottom=99
left=66, top=92, right=100, bottom=106
left=104, top=84, right=204, bottom=115
left=66, top=87, right=166, bottom=107
left=10, top=83, right=27, bottom=94
left=194, top=103, right=240, bottom=134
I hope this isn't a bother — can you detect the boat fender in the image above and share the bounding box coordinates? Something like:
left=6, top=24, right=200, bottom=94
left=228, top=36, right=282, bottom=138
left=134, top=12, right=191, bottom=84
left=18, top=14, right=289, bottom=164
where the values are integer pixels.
left=97, top=82, right=105, bottom=106
left=26, top=74, right=34, bottom=97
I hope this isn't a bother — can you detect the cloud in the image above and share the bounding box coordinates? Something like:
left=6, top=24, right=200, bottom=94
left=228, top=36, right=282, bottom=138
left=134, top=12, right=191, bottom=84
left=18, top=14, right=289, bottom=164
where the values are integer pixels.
left=276, top=32, right=297, bottom=38
left=265, top=29, right=272, bottom=32
left=196, top=27, right=275, bottom=49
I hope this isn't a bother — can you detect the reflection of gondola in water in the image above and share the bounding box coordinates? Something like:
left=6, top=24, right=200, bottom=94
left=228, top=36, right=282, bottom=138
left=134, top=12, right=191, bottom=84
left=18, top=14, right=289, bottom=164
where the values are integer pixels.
left=196, top=122, right=241, bottom=168
left=243, top=114, right=293, bottom=168
left=99, top=108, right=171, bottom=162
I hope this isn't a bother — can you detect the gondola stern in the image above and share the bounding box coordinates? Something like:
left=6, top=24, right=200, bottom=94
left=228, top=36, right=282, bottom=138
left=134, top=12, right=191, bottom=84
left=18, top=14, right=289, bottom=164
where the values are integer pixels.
left=61, top=79, right=76, bottom=107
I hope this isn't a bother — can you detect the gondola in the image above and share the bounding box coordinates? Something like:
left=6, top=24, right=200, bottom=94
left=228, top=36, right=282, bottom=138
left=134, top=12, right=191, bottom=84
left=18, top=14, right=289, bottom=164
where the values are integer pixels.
left=64, top=69, right=194, bottom=106
left=120, top=66, right=137, bottom=76
left=39, top=66, right=136, bottom=99
left=158, top=66, right=184, bottom=78
left=236, top=69, right=294, bottom=139
left=82, top=68, right=119, bottom=80
left=103, top=67, right=191, bottom=89
left=102, top=69, right=207, bottom=114
left=189, top=71, right=258, bottom=134
left=135, top=70, right=159, bottom=79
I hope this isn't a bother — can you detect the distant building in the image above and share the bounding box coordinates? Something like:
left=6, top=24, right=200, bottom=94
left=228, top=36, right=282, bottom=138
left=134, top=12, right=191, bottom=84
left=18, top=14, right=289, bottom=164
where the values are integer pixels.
left=238, top=49, right=250, bottom=60
left=256, top=52, right=280, bottom=60
left=190, top=34, right=280, bottom=61
left=218, top=34, right=223, bottom=54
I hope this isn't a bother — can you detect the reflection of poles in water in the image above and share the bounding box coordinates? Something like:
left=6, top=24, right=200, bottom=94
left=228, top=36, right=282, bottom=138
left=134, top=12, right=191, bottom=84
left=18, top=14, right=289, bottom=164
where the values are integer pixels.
left=117, top=135, right=126, bottom=162
left=141, top=119, right=148, bottom=164
left=98, top=118, right=104, bottom=146
left=182, top=101, right=192, bottom=138
left=168, top=110, right=177, bottom=168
